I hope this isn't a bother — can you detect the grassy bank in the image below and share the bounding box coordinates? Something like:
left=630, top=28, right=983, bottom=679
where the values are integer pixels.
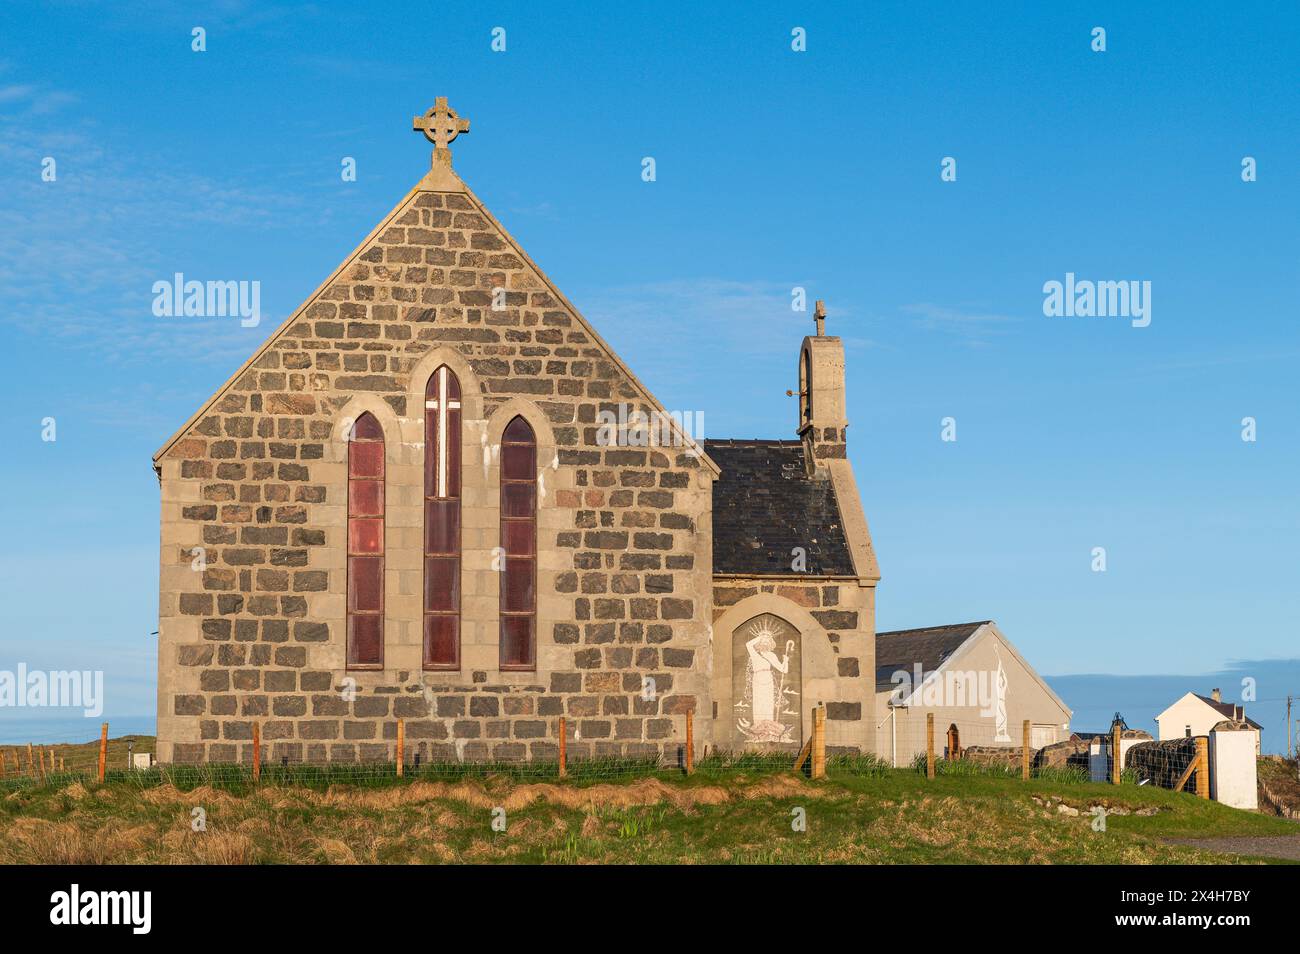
left=0, top=743, right=1294, bottom=864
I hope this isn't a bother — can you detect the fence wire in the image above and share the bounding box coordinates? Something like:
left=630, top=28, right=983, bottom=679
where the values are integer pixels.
left=0, top=718, right=1214, bottom=796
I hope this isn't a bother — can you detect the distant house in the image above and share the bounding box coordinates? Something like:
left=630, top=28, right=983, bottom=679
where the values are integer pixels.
left=873, top=620, right=1072, bottom=766
left=1156, top=690, right=1262, bottom=754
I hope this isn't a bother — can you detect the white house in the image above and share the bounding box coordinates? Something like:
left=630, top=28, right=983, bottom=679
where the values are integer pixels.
left=1156, top=689, right=1261, bottom=754
left=872, top=620, right=1072, bottom=766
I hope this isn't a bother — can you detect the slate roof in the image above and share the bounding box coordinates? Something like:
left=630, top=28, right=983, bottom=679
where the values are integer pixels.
left=1192, top=694, right=1263, bottom=731
left=704, top=439, right=855, bottom=576
left=873, top=621, right=990, bottom=692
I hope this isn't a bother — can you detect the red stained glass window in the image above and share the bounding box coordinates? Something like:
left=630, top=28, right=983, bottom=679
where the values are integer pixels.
left=348, top=441, right=384, bottom=479
left=500, top=415, right=536, bottom=670
left=424, top=557, right=459, bottom=612
left=347, top=412, right=384, bottom=668
left=348, top=518, right=383, bottom=554
left=348, top=556, right=383, bottom=612
left=349, top=479, right=383, bottom=517
left=424, top=366, right=462, bottom=669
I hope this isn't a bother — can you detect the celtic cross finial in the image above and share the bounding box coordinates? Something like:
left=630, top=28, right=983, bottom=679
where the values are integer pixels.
left=814, top=299, right=826, bottom=337
left=413, top=97, right=470, bottom=167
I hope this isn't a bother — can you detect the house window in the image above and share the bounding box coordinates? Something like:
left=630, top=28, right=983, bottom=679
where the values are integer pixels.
left=424, top=366, right=462, bottom=669
left=1184, top=725, right=1191, bottom=738
left=347, top=412, right=385, bottom=668
left=499, top=415, right=536, bottom=670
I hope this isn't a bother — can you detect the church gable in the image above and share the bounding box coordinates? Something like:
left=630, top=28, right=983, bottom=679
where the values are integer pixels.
left=155, top=177, right=711, bottom=474
left=153, top=99, right=718, bottom=766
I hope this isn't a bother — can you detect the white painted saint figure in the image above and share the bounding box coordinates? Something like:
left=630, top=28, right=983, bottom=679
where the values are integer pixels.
left=993, top=644, right=1011, bottom=742
left=736, top=617, right=799, bottom=745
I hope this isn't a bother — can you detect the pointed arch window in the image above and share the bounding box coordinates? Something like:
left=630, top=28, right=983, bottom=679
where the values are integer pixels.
left=800, top=347, right=812, bottom=427
left=424, top=366, right=462, bottom=669
left=499, top=415, right=536, bottom=670
left=347, top=412, right=385, bottom=669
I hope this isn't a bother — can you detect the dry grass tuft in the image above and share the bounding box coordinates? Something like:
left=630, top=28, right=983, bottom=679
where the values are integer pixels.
left=0, top=817, right=150, bottom=865
left=315, top=838, right=358, bottom=865
left=61, top=782, right=89, bottom=801
left=187, top=831, right=255, bottom=865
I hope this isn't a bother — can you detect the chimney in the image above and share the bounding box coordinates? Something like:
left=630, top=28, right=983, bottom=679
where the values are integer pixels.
left=797, top=299, right=847, bottom=477
left=1211, top=688, right=1221, bottom=703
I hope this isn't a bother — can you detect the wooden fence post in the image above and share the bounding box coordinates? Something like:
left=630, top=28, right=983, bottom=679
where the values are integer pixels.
left=812, top=705, right=827, bottom=780
left=252, top=722, right=261, bottom=783
left=396, top=719, right=405, bottom=778
left=97, top=723, right=108, bottom=783
left=926, top=712, right=935, bottom=779
left=26, top=743, right=34, bottom=776
left=558, top=716, right=567, bottom=779
left=1194, top=736, right=1210, bottom=799
left=685, top=709, right=695, bottom=775
left=1112, top=723, right=1122, bottom=785
left=1022, top=720, right=1031, bottom=780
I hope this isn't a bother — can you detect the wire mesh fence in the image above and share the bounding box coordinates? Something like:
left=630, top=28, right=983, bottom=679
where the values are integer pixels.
left=885, top=714, right=1214, bottom=794
left=0, top=749, right=899, bottom=795
left=0, top=714, right=1214, bottom=797
left=0, top=711, right=896, bottom=794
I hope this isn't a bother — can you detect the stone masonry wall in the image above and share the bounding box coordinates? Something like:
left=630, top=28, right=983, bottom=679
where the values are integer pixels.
left=156, top=183, right=714, bottom=765
left=711, top=578, right=875, bottom=753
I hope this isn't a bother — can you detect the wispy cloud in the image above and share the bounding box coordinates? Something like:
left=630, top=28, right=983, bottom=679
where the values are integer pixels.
left=0, top=76, right=315, bottom=364
left=582, top=278, right=881, bottom=365
left=899, top=302, right=1020, bottom=346
left=569, top=278, right=883, bottom=434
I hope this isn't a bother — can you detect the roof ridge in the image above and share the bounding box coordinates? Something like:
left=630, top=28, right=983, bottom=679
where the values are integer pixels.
left=704, top=438, right=802, bottom=446
left=877, top=620, right=991, bottom=637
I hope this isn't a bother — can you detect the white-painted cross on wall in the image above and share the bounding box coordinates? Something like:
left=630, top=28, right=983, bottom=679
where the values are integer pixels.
left=425, top=366, right=461, bottom=498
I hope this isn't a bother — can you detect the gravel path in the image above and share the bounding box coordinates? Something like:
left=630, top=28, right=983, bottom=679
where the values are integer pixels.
left=1166, top=835, right=1300, bottom=861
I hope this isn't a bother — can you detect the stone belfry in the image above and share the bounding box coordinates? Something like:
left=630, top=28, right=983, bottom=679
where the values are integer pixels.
left=797, top=299, right=848, bottom=476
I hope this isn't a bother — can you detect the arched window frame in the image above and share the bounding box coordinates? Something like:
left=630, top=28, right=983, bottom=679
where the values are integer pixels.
left=499, top=415, right=537, bottom=671
left=346, top=412, right=385, bottom=670
left=800, top=345, right=813, bottom=428
left=423, top=365, right=462, bottom=670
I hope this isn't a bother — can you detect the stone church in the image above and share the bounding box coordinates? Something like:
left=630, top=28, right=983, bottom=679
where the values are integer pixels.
left=152, top=98, right=881, bottom=765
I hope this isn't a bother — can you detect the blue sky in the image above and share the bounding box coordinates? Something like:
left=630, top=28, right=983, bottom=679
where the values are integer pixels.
left=1, top=2, right=1297, bottom=748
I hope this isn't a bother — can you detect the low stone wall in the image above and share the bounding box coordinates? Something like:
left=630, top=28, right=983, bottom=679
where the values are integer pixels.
left=1033, top=738, right=1090, bottom=771
left=960, top=744, right=1022, bottom=768
left=1124, top=737, right=1196, bottom=786
left=957, top=739, right=1091, bottom=772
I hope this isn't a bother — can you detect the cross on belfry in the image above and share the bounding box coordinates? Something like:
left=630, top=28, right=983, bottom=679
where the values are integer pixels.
left=814, top=299, right=827, bottom=336
left=413, top=97, right=470, bottom=166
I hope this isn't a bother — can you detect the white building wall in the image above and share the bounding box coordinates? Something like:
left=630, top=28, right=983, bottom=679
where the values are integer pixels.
left=1209, top=728, right=1258, bottom=810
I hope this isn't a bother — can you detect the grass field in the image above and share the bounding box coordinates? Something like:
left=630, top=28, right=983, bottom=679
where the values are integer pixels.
left=0, top=736, right=1295, bottom=864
